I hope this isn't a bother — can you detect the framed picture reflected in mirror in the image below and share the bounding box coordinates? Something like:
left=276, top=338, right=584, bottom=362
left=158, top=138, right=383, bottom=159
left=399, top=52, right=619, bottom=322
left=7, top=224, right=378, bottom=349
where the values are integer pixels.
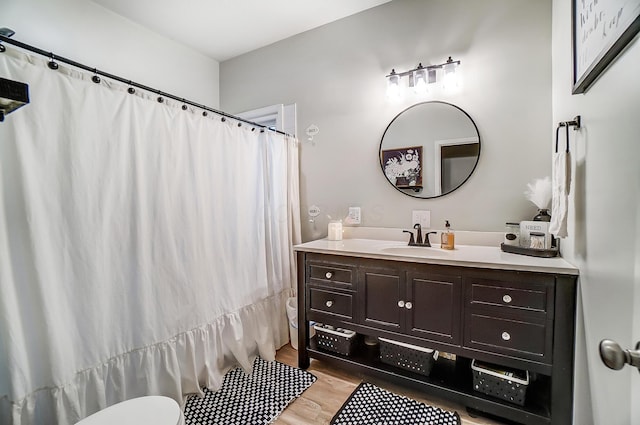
left=381, top=146, right=423, bottom=191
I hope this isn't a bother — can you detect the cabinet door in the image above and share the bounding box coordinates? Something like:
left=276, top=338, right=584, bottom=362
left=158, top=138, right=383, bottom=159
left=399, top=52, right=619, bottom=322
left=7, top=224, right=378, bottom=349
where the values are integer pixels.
left=358, top=266, right=405, bottom=332
left=406, top=271, right=462, bottom=345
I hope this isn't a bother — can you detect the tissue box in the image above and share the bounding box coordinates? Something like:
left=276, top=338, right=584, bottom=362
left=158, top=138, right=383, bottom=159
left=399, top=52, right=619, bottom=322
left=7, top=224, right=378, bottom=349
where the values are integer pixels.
left=519, top=221, right=551, bottom=249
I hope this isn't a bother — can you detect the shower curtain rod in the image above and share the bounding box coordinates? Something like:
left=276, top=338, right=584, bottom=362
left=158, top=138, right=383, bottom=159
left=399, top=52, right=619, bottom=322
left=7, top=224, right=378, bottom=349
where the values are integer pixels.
left=0, top=34, right=289, bottom=136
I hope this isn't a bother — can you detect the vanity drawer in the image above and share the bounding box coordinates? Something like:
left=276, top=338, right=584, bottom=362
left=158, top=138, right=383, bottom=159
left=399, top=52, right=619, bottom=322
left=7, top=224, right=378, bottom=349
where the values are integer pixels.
left=465, top=275, right=554, bottom=318
left=465, top=313, right=552, bottom=362
left=308, top=261, right=356, bottom=289
left=309, top=287, right=353, bottom=320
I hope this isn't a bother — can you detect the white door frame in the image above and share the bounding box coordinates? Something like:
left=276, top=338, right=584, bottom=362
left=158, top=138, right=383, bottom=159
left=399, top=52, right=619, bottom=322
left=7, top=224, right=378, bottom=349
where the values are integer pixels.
left=433, top=136, right=479, bottom=196
left=236, top=103, right=297, bottom=137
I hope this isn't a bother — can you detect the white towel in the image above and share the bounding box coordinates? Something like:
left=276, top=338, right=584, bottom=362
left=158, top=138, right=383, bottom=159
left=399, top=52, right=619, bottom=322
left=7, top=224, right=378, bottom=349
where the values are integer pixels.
left=549, top=151, right=571, bottom=238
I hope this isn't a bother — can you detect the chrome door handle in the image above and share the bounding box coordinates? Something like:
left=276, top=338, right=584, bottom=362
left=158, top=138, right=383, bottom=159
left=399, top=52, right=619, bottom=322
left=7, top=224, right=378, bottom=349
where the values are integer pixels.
left=325, top=300, right=333, bottom=308
left=600, top=340, right=640, bottom=373
left=501, top=331, right=511, bottom=341
left=405, top=302, right=413, bottom=310
left=397, top=300, right=405, bottom=308
left=502, top=294, right=512, bottom=303
left=325, top=272, right=333, bottom=279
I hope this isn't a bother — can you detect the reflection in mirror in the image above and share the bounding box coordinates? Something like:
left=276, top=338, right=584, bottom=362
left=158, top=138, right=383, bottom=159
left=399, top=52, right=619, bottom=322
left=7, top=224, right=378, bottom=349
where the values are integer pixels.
left=379, top=101, right=480, bottom=198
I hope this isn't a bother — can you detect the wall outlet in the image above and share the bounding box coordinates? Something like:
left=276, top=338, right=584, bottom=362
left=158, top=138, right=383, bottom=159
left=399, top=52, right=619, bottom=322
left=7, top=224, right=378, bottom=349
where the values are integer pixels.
left=347, top=206, right=361, bottom=224
left=412, top=210, right=431, bottom=228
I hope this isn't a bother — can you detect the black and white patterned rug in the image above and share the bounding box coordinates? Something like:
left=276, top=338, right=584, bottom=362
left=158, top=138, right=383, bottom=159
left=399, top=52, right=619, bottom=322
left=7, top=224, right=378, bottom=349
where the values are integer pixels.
left=331, top=382, right=460, bottom=425
left=184, top=357, right=316, bottom=425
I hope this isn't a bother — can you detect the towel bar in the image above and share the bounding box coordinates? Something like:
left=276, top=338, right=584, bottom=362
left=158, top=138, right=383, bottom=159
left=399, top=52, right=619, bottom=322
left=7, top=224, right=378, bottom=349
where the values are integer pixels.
left=555, top=115, right=581, bottom=153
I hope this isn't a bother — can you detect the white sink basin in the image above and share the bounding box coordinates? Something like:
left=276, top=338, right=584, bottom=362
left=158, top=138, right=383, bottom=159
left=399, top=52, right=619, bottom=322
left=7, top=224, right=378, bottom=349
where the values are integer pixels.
left=380, top=246, right=453, bottom=257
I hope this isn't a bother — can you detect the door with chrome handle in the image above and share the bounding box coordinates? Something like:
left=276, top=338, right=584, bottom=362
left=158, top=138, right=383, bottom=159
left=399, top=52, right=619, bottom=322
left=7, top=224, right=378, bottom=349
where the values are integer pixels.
left=599, top=340, right=640, bottom=373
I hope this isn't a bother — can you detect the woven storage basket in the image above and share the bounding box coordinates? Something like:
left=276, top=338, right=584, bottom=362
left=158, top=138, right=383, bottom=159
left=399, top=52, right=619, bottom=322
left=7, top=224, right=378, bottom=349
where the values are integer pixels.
left=379, top=338, right=438, bottom=376
left=314, top=324, right=357, bottom=356
left=471, top=359, right=530, bottom=406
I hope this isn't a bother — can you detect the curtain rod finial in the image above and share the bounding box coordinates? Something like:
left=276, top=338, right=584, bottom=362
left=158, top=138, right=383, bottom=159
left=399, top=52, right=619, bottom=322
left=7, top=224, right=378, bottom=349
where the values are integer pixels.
left=0, top=28, right=15, bottom=38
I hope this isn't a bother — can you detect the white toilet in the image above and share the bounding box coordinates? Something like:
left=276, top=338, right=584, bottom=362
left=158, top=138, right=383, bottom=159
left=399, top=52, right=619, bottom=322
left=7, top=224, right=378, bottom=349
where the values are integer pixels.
left=75, top=396, right=183, bottom=425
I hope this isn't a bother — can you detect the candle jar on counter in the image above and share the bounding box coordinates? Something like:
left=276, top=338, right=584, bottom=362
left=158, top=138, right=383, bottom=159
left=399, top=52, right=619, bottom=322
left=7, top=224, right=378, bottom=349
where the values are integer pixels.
left=327, top=220, right=343, bottom=241
left=504, top=222, right=520, bottom=246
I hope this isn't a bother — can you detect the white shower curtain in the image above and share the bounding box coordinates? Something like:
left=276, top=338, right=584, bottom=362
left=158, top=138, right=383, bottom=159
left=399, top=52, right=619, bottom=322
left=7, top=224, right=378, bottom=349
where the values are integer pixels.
left=0, top=48, right=301, bottom=425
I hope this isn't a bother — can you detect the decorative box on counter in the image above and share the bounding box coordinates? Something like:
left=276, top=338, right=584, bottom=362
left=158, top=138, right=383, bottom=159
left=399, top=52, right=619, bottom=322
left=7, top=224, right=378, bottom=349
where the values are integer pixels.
left=314, top=323, right=357, bottom=356
left=471, top=359, right=530, bottom=406
left=379, top=338, right=438, bottom=376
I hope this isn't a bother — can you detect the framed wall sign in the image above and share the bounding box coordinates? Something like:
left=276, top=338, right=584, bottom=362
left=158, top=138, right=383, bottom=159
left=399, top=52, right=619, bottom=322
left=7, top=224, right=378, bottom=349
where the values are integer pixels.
left=572, top=0, right=640, bottom=94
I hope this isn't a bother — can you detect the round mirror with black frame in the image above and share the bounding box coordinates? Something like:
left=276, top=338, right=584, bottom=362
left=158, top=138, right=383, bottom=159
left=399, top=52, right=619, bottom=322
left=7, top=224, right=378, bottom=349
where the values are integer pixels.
left=379, top=101, right=480, bottom=199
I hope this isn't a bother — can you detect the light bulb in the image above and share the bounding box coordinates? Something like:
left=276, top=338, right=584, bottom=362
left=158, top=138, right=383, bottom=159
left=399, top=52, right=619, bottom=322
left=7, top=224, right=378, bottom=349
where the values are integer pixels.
left=413, top=68, right=428, bottom=95
left=386, top=72, right=401, bottom=101
left=442, top=60, right=459, bottom=90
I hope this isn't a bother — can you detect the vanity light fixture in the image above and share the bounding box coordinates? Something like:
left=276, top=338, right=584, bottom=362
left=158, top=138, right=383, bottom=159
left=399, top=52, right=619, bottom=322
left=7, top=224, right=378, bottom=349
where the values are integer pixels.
left=386, top=56, right=460, bottom=99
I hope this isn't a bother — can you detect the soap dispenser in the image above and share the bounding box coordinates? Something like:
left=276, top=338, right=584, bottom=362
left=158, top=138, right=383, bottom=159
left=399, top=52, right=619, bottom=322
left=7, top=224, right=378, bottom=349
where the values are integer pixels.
left=441, top=220, right=455, bottom=250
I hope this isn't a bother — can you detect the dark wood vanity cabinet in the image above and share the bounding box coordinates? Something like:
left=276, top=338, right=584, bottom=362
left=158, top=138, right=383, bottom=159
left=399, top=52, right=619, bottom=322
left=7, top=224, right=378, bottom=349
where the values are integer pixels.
left=297, top=252, right=578, bottom=425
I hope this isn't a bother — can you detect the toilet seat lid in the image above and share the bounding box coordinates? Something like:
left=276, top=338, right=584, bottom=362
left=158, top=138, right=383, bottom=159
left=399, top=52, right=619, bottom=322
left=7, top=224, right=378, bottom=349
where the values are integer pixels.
left=76, top=396, right=182, bottom=425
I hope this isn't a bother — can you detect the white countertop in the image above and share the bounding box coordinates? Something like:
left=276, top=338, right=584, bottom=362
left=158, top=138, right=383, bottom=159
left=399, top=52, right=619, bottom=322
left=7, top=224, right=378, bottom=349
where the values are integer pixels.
left=294, top=237, right=579, bottom=275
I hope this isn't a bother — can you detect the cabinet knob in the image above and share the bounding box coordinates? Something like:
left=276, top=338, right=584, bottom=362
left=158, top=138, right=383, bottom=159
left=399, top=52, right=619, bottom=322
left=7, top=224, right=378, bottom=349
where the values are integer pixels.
left=398, top=300, right=405, bottom=308
left=325, top=271, right=333, bottom=279
left=502, top=294, right=512, bottom=303
left=502, top=331, right=511, bottom=341
left=325, top=300, right=333, bottom=308
left=405, top=302, right=413, bottom=310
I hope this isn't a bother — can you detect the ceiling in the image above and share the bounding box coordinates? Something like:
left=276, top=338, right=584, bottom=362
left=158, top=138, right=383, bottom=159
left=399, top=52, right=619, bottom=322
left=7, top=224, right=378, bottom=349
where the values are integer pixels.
left=92, top=0, right=391, bottom=62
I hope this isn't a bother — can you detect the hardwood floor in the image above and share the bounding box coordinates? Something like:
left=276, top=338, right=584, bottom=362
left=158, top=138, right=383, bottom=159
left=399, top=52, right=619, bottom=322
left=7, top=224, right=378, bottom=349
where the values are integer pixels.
left=274, top=344, right=507, bottom=425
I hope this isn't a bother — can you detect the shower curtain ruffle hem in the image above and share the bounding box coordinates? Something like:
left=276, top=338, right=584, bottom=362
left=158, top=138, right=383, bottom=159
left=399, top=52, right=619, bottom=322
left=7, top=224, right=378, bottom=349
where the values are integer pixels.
left=0, top=288, right=292, bottom=424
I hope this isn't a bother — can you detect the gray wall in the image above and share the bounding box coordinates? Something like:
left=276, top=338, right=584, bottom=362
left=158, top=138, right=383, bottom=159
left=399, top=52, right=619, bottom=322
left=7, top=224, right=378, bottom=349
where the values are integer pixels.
left=552, top=0, right=640, bottom=423
left=2, top=0, right=220, bottom=107
left=221, top=0, right=553, bottom=241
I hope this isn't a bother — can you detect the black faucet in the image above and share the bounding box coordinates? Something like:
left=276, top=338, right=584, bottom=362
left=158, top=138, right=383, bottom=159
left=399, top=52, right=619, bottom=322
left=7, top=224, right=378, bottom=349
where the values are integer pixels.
left=402, top=230, right=415, bottom=245
left=414, top=223, right=423, bottom=244
left=404, top=224, right=437, bottom=247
